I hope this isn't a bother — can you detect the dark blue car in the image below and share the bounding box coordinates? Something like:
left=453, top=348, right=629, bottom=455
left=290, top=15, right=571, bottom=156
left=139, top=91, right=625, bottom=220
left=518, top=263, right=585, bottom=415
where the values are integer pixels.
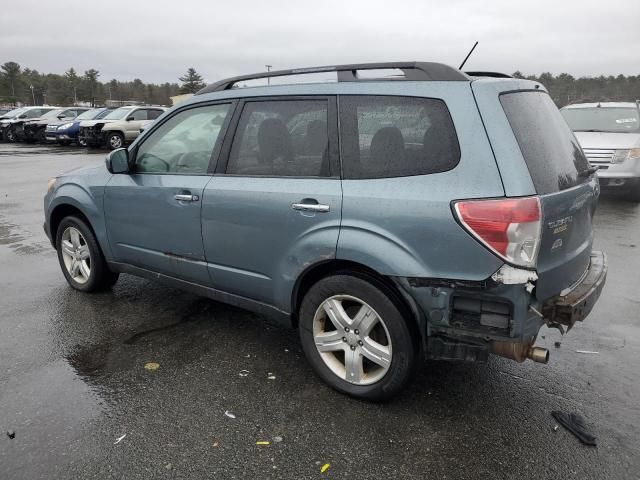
left=45, top=107, right=114, bottom=146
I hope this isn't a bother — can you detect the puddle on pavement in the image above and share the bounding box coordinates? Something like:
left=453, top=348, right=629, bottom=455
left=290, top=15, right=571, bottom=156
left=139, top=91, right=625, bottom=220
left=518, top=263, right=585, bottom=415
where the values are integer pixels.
left=0, top=217, right=49, bottom=255
left=0, top=359, right=105, bottom=444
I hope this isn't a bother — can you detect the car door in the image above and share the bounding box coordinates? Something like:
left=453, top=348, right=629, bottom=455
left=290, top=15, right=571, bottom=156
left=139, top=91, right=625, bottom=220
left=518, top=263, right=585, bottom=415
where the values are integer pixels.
left=201, top=96, right=342, bottom=313
left=104, top=101, right=235, bottom=284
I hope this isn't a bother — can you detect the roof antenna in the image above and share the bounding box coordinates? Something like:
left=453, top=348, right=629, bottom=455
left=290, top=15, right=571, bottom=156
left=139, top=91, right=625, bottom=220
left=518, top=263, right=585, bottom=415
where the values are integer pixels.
left=459, top=41, right=479, bottom=70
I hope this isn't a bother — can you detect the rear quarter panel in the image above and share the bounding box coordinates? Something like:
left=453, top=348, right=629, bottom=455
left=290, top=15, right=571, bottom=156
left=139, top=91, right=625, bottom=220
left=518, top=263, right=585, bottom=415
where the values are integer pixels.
left=337, top=82, right=506, bottom=280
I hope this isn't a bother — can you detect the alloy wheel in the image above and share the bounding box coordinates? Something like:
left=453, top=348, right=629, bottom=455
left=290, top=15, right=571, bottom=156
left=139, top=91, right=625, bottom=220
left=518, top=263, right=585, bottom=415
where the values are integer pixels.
left=109, top=135, right=123, bottom=149
left=60, top=226, right=91, bottom=284
left=313, top=295, right=392, bottom=385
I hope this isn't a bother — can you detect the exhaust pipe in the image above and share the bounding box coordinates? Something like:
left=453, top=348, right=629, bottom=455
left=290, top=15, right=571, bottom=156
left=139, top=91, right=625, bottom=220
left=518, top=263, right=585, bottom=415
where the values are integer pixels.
left=490, top=341, right=549, bottom=364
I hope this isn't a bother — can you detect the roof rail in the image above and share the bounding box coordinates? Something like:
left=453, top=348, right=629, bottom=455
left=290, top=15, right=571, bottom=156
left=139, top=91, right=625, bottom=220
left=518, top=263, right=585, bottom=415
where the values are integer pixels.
left=465, top=71, right=513, bottom=78
left=196, top=62, right=469, bottom=94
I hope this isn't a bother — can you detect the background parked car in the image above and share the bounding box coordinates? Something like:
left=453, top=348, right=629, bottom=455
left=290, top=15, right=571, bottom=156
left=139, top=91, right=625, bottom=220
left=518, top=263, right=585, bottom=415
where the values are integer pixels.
left=1, top=106, right=58, bottom=142
left=100, top=106, right=166, bottom=149
left=561, top=102, right=640, bottom=202
left=0, top=108, right=12, bottom=116
left=79, top=106, right=165, bottom=148
left=20, top=107, right=90, bottom=143
left=46, top=107, right=115, bottom=146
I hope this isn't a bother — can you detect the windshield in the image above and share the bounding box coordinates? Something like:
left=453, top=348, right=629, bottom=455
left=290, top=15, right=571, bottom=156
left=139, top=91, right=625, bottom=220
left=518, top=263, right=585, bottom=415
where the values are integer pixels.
left=561, top=107, right=640, bottom=133
left=41, top=109, right=64, bottom=119
left=77, top=109, right=103, bottom=120
left=3, top=108, right=25, bottom=118
left=102, top=107, right=132, bottom=120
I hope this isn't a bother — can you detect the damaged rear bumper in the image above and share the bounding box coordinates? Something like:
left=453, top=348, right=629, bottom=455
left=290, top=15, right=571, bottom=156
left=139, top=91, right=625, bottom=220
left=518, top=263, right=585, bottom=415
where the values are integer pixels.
left=541, top=251, right=607, bottom=332
left=393, top=250, right=607, bottom=363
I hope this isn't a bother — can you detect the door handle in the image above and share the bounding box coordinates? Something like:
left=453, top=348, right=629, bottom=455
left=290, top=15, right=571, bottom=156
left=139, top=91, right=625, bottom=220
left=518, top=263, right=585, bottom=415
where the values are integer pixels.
left=291, top=203, right=330, bottom=213
left=174, top=194, right=199, bottom=202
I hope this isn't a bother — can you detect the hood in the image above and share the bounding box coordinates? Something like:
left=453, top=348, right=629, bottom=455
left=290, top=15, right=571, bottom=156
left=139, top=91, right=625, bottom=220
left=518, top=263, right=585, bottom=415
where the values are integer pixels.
left=574, top=131, right=640, bottom=150
left=58, top=164, right=106, bottom=178
left=79, top=119, right=116, bottom=127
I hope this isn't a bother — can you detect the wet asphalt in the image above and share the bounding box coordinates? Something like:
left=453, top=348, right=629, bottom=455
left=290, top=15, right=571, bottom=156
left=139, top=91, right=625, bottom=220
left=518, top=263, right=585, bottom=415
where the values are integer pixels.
left=0, top=143, right=639, bottom=480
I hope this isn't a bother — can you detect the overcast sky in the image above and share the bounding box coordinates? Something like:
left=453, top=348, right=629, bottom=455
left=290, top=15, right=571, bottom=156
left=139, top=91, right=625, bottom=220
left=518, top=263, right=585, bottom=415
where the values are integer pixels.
left=1, top=0, right=638, bottom=84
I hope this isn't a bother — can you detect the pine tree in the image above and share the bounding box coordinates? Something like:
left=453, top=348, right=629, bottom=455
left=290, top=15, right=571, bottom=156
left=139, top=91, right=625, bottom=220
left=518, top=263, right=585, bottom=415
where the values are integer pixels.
left=179, top=68, right=205, bottom=94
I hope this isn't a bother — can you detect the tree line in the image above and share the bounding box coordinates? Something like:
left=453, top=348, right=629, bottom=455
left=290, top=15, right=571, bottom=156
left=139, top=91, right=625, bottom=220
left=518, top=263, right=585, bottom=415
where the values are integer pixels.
left=1, top=61, right=638, bottom=108
left=0, top=62, right=206, bottom=107
left=513, top=71, right=640, bottom=107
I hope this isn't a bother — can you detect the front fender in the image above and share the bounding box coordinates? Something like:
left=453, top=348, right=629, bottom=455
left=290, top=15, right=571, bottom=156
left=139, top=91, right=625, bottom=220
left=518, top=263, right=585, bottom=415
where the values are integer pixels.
left=47, top=182, right=111, bottom=260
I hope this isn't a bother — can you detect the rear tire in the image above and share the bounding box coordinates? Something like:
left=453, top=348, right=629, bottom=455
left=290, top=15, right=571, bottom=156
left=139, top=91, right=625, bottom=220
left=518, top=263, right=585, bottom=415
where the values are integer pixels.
left=107, top=132, right=124, bottom=150
left=55, top=216, right=119, bottom=292
left=298, top=274, right=418, bottom=401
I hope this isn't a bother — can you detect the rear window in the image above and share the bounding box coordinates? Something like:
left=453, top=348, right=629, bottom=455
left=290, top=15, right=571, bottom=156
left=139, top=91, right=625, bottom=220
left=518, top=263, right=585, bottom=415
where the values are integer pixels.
left=500, top=91, right=589, bottom=194
left=339, top=95, right=460, bottom=179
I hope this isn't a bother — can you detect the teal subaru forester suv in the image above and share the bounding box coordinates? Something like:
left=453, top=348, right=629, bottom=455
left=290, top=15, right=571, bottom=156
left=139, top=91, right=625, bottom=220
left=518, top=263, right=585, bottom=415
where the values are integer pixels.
left=44, top=62, right=607, bottom=400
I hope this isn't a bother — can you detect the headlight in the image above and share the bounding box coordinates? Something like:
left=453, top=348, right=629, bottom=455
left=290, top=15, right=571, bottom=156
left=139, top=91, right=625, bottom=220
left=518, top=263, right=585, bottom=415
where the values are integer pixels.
left=612, top=148, right=640, bottom=163
left=47, top=178, right=56, bottom=193
left=58, top=123, right=74, bottom=130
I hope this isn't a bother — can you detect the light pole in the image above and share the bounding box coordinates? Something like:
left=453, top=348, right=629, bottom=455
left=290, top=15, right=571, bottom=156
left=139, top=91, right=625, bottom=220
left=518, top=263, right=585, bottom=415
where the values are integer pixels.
left=73, top=86, right=77, bottom=106
left=30, top=84, right=36, bottom=105
left=265, top=64, right=272, bottom=85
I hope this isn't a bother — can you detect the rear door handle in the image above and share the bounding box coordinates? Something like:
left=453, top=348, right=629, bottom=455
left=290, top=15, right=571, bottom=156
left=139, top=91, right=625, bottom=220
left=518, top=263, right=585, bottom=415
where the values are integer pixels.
left=291, top=203, right=330, bottom=213
left=174, top=194, right=199, bottom=202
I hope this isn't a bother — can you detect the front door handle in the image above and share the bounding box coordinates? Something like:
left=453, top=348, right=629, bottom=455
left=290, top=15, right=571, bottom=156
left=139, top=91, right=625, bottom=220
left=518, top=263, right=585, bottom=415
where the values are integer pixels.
left=291, top=203, right=330, bottom=213
left=174, top=194, right=199, bottom=202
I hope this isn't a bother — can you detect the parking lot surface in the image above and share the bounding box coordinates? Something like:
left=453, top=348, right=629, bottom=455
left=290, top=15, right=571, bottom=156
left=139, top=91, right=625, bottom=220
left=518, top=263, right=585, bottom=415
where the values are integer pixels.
left=1, top=143, right=639, bottom=479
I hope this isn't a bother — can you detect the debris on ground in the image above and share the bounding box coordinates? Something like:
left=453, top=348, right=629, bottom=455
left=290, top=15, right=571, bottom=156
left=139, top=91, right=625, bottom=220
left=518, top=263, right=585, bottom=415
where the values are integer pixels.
left=6, top=430, right=15, bottom=439
left=320, top=463, right=331, bottom=473
left=239, top=369, right=250, bottom=377
left=256, top=441, right=270, bottom=445
left=575, top=350, right=599, bottom=355
left=114, top=434, right=127, bottom=445
left=165, top=463, right=172, bottom=470
left=212, top=441, right=219, bottom=448
left=144, top=362, right=160, bottom=371
left=554, top=341, right=561, bottom=348
left=551, top=411, right=597, bottom=446
left=224, top=410, right=236, bottom=419
left=553, top=425, right=559, bottom=431
left=273, top=436, right=283, bottom=443
left=267, top=375, right=276, bottom=380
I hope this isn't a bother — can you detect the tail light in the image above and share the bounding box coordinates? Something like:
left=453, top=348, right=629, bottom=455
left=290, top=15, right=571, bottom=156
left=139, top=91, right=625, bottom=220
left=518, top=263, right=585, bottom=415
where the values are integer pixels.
left=454, top=197, right=541, bottom=269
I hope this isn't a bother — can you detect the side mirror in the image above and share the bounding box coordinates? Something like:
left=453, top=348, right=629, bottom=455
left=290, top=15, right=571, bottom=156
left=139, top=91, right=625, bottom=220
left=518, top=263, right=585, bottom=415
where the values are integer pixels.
left=57, top=114, right=65, bottom=119
left=126, top=116, right=134, bottom=121
left=105, top=148, right=130, bottom=174
left=18, top=114, right=27, bottom=119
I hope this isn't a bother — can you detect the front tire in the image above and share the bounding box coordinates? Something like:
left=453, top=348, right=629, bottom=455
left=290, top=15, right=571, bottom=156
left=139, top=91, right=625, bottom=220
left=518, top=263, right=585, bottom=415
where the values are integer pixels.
left=299, top=274, right=418, bottom=401
left=5, top=127, right=16, bottom=143
left=106, top=132, right=124, bottom=150
left=55, top=216, right=119, bottom=292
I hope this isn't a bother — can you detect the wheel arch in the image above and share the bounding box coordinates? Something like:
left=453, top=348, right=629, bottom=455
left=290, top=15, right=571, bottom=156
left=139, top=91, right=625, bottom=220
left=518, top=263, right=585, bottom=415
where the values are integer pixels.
left=49, top=203, right=94, bottom=248
left=291, top=260, right=423, bottom=339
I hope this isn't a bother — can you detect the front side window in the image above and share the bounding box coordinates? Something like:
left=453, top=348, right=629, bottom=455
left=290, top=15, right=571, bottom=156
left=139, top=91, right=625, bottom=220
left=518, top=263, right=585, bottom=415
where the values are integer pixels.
left=339, top=95, right=460, bottom=179
left=129, top=109, right=148, bottom=121
left=135, top=103, right=231, bottom=174
left=226, top=100, right=330, bottom=177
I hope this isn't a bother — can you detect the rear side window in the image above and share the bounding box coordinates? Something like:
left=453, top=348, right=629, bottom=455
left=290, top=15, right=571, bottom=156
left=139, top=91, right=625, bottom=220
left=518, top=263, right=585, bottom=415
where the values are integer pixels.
left=500, top=91, right=589, bottom=194
left=147, top=109, right=163, bottom=120
left=339, top=95, right=460, bottom=179
left=227, top=100, right=330, bottom=177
